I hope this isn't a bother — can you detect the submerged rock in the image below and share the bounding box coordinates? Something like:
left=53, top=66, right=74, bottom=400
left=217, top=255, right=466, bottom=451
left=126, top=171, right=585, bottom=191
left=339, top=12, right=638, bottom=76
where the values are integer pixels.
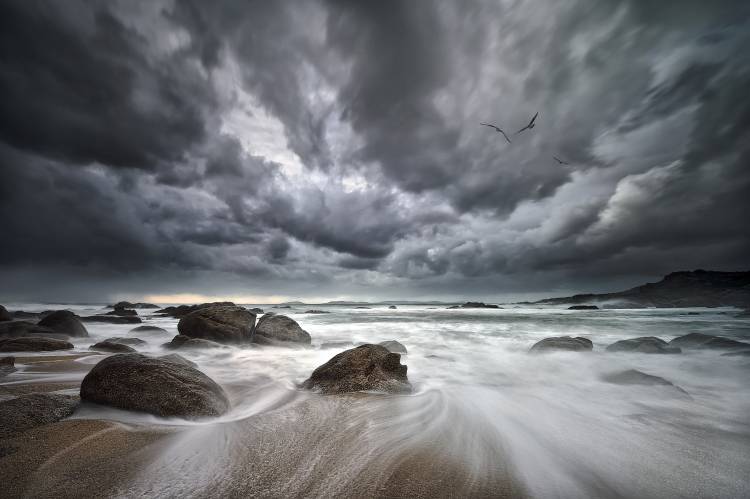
left=668, top=332, right=750, bottom=350
left=0, top=337, right=73, bottom=352
left=379, top=340, right=408, bottom=354
left=302, top=344, right=411, bottom=394
left=105, top=307, right=138, bottom=317
left=90, top=340, right=137, bottom=353
left=102, top=337, right=146, bottom=346
left=567, top=305, right=599, bottom=310
left=38, top=310, right=89, bottom=337
left=165, top=334, right=226, bottom=350
left=0, top=393, right=79, bottom=437
left=82, top=315, right=142, bottom=324
left=606, top=337, right=681, bottom=354
left=602, top=369, right=689, bottom=395
left=177, top=305, right=255, bottom=344
left=128, top=325, right=168, bottom=335
left=80, top=353, right=229, bottom=418
left=529, top=336, right=593, bottom=353
left=253, top=314, right=311, bottom=345
left=0, top=305, right=11, bottom=322
left=721, top=350, right=750, bottom=357
left=304, top=309, right=330, bottom=314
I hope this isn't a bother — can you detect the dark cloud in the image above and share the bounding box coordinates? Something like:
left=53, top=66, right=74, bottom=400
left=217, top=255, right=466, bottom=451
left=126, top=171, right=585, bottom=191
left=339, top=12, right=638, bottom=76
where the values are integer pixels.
left=1, top=0, right=749, bottom=302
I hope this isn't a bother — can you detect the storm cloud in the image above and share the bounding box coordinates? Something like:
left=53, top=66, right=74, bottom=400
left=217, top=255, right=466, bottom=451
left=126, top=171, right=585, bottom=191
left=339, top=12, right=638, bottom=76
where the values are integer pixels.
left=1, top=0, right=748, bottom=303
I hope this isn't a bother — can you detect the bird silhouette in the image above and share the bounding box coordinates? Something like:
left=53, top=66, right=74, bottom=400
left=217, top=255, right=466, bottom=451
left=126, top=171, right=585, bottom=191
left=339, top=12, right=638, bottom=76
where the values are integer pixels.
left=480, top=123, right=512, bottom=143
left=553, top=155, right=570, bottom=165
left=515, top=112, right=539, bottom=135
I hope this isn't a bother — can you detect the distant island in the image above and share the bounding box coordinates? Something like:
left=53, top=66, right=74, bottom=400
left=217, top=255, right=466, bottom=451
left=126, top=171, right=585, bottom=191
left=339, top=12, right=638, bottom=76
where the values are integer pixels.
left=530, top=270, right=750, bottom=308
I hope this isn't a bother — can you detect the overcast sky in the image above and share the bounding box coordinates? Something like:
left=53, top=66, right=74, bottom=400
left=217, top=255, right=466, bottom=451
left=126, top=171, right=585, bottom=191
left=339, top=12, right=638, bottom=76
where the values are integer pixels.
left=1, top=0, right=749, bottom=304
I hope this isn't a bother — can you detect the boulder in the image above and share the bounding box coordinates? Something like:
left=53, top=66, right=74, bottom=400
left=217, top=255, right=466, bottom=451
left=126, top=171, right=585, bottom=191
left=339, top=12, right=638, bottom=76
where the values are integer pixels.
left=447, top=302, right=501, bottom=309
left=0, top=337, right=73, bottom=352
left=529, top=336, right=593, bottom=353
left=301, top=344, right=411, bottom=394
left=80, top=353, right=229, bottom=418
left=304, top=310, right=330, bottom=314
left=388, top=305, right=397, bottom=309
left=253, top=314, right=311, bottom=345
left=158, top=353, right=198, bottom=368
left=248, top=307, right=264, bottom=314
left=0, top=305, right=11, bottom=322
left=90, top=340, right=137, bottom=353
left=602, top=369, right=689, bottom=395
left=0, top=321, right=63, bottom=339
left=177, top=305, right=255, bottom=344
left=668, top=332, right=750, bottom=350
left=165, top=334, right=226, bottom=350
left=0, top=356, right=16, bottom=376
left=379, top=340, right=408, bottom=354
left=112, top=301, right=158, bottom=309
left=606, top=337, right=681, bottom=354
left=0, top=393, right=79, bottom=437
left=38, top=310, right=89, bottom=337
left=155, top=302, right=236, bottom=318
left=105, top=307, right=138, bottom=316
left=567, top=305, right=599, bottom=310
left=102, top=337, right=147, bottom=346
left=129, top=325, right=168, bottom=335
left=82, top=315, right=142, bottom=324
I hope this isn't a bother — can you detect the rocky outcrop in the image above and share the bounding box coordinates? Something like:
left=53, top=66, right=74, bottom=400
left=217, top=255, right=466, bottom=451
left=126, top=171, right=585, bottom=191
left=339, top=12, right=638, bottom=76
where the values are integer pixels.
left=379, top=340, right=408, bottom=354
left=129, top=325, right=168, bottom=335
left=177, top=305, right=256, bottom=344
left=567, top=305, right=599, bottom=310
left=668, top=332, right=750, bottom=350
left=82, top=315, right=142, bottom=324
left=301, top=344, right=411, bottom=394
left=112, top=301, right=158, bottom=309
left=529, top=336, right=593, bottom=353
left=156, top=301, right=236, bottom=318
left=0, top=305, right=11, bottom=322
left=602, top=369, right=689, bottom=395
left=253, top=314, right=311, bottom=345
left=80, top=353, right=229, bottom=418
left=447, top=302, right=501, bottom=309
left=38, top=310, right=89, bottom=337
left=165, top=335, right=226, bottom=350
left=606, top=337, right=681, bottom=354
left=90, top=340, right=137, bottom=353
left=0, top=393, right=80, bottom=437
left=0, top=337, right=73, bottom=352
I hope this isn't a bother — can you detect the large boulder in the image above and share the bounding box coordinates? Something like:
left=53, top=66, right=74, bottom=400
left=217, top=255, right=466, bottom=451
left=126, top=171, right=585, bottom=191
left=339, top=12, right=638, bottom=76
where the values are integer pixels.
left=567, top=305, right=599, bottom=310
left=156, top=301, right=236, bottom=318
left=668, top=332, right=750, bottom=350
left=0, top=337, right=73, bottom=352
left=102, top=337, right=146, bottom=346
left=606, top=337, right=681, bottom=354
left=379, top=340, right=408, bottom=354
left=80, top=353, right=229, bottom=418
left=129, top=325, right=168, bottom=335
left=253, top=314, right=311, bottom=345
left=302, top=344, right=411, bottom=394
left=0, top=393, right=79, bottom=437
left=177, top=305, right=255, bottom=344
left=38, top=310, right=89, bottom=337
left=105, top=307, right=138, bottom=317
left=158, top=353, right=198, bottom=368
left=0, top=321, right=62, bottom=339
left=529, top=336, right=593, bottom=353
left=0, top=305, right=11, bottom=322
left=165, top=334, right=226, bottom=350
left=82, top=315, right=142, bottom=324
left=90, top=340, right=137, bottom=353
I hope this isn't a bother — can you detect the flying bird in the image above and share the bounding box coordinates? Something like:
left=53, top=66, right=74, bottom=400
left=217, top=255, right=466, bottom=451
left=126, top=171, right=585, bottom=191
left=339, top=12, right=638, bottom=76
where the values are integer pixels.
left=553, top=155, right=570, bottom=165
left=515, top=112, right=539, bottom=135
left=480, top=123, right=512, bottom=143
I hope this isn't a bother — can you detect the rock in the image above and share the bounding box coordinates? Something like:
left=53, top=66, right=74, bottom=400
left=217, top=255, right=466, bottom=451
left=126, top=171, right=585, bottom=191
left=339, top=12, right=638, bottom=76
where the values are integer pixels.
left=11, top=310, right=42, bottom=319
left=529, top=336, right=593, bottom=353
left=320, top=341, right=354, bottom=349
left=447, top=302, right=500, bottom=309
left=0, top=394, right=79, bottom=437
left=273, top=305, right=292, bottom=309
left=304, top=310, right=330, bottom=314
left=90, top=340, right=137, bottom=353
left=0, top=305, right=11, bottom=322
left=0, top=337, right=73, bottom=352
left=606, top=337, right=681, bottom=354
left=248, top=307, right=264, bottom=314
left=567, top=305, right=599, bottom=310
left=668, top=332, right=750, bottom=350
left=80, top=353, right=229, bottom=418
left=111, top=301, right=158, bottom=309
left=355, top=306, right=371, bottom=309
left=82, top=315, right=142, bottom=324
left=301, top=344, right=411, bottom=394
left=379, top=340, right=408, bottom=354
left=0, top=321, right=63, bottom=339
left=0, top=356, right=15, bottom=376
left=721, top=350, right=750, bottom=357
left=156, top=302, right=236, bottom=319
left=177, top=305, right=256, bottom=344
left=253, top=314, right=311, bottom=345
left=602, top=369, right=689, bottom=395
left=102, top=337, right=146, bottom=346
left=388, top=305, right=397, bottom=309
left=165, top=335, right=226, bottom=350
left=158, top=353, right=198, bottom=368
left=105, top=308, right=138, bottom=316
left=38, top=310, right=89, bottom=337
left=128, top=325, right=168, bottom=335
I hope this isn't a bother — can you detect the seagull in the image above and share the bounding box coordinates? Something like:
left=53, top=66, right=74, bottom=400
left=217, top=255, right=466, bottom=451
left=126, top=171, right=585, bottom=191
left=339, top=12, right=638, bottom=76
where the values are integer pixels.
left=515, top=112, right=539, bottom=135
left=553, top=155, right=570, bottom=165
left=480, top=123, right=512, bottom=143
